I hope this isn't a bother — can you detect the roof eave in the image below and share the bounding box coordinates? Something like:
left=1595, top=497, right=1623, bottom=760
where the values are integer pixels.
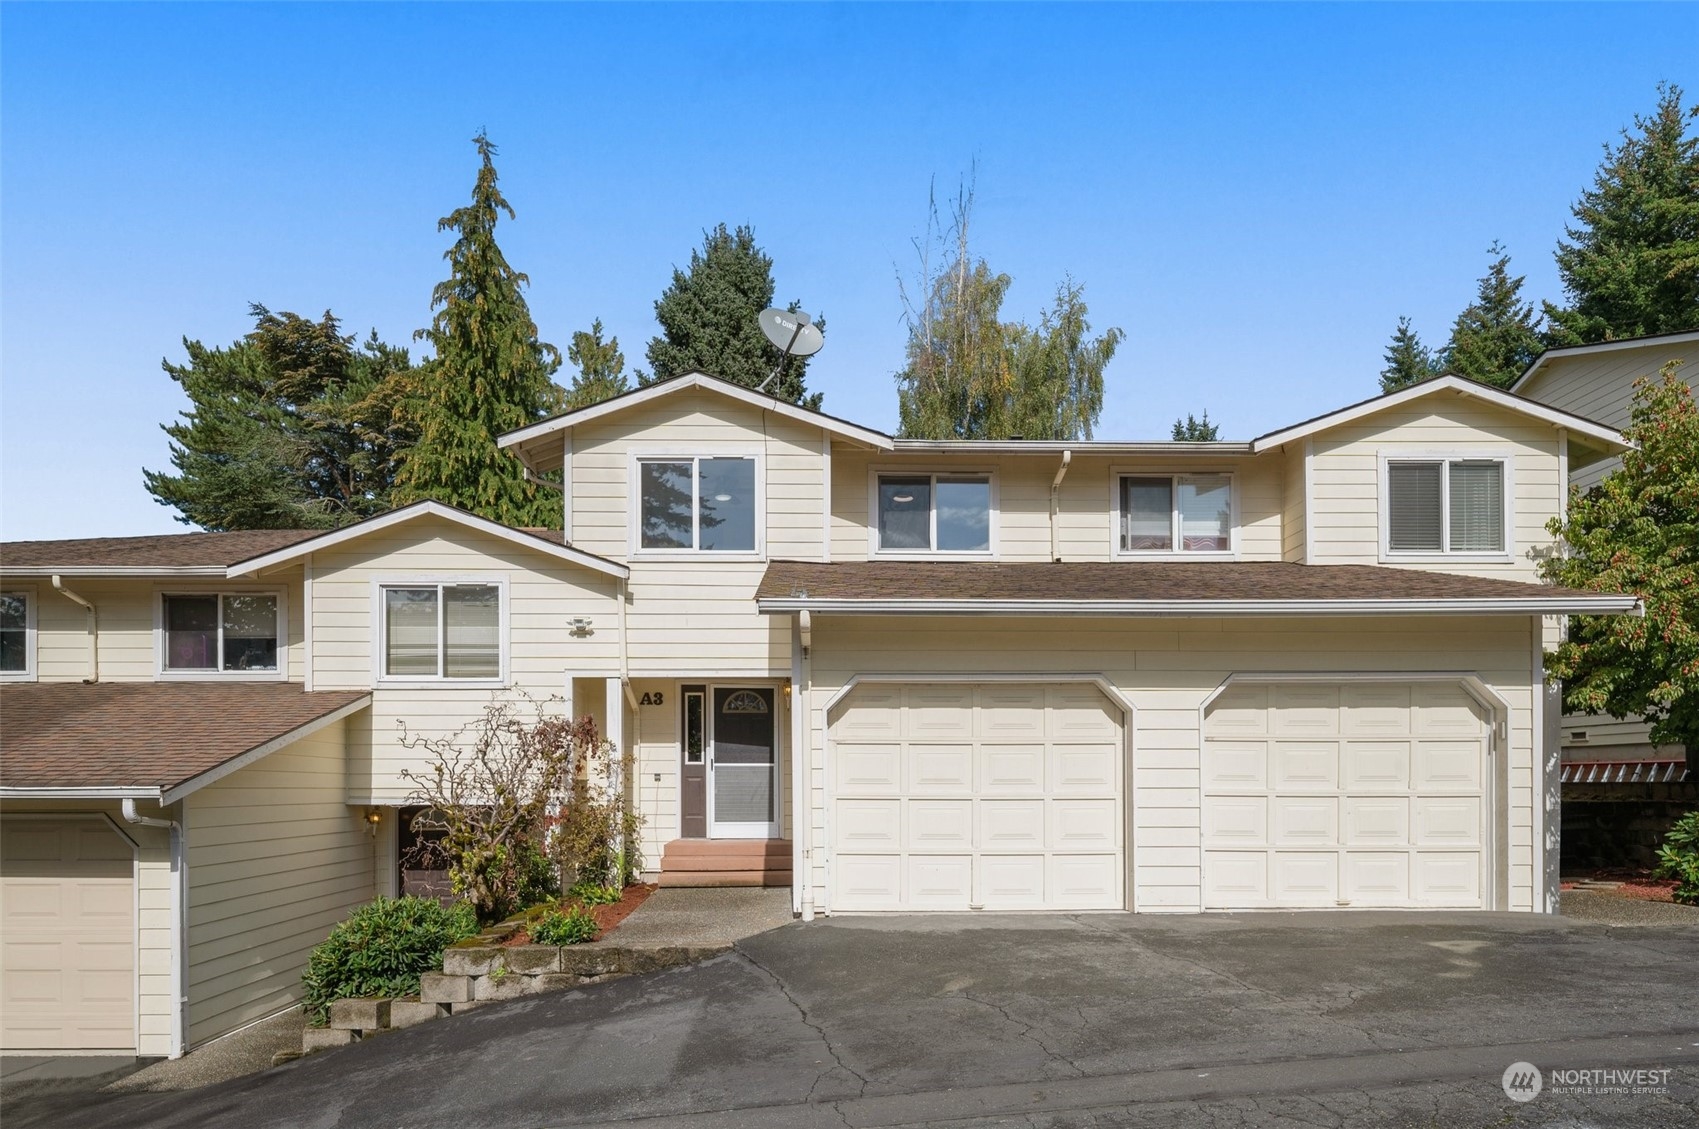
left=0, top=786, right=165, bottom=800
left=756, top=596, right=1644, bottom=617
left=159, top=693, right=372, bottom=804
left=0, top=567, right=232, bottom=578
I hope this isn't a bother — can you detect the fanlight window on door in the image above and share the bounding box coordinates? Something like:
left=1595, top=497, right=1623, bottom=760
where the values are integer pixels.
left=721, top=689, right=770, bottom=714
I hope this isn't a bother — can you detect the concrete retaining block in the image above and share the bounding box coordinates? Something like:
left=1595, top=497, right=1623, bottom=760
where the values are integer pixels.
left=302, top=1027, right=357, bottom=1052
left=559, top=948, right=626, bottom=977
left=503, top=945, right=561, bottom=974
left=329, top=998, right=391, bottom=1031
left=449, top=999, right=489, bottom=1013
left=420, top=972, right=472, bottom=1004
left=473, top=973, right=534, bottom=1001
left=390, top=1000, right=448, bottom=1028
left=442, top=945, right=505, bottom=976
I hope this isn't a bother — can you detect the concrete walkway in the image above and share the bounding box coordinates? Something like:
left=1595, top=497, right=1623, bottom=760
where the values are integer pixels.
left=596, top=886, right=793, bottom=948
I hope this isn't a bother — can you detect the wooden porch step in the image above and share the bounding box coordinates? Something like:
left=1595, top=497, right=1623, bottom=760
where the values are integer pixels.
left=662, top=839, right=792, bottom=860
left=659, top=839, right=792, bottom=888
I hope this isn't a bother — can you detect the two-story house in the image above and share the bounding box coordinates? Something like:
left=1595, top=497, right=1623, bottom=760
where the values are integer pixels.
left=0, top=371, right=1639, bottom=1059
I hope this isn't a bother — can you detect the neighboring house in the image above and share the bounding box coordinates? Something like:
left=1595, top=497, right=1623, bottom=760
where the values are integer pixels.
left=1509, top=329, right=1699, bottom=866
left=0, top=371, right=1640, bottom=1059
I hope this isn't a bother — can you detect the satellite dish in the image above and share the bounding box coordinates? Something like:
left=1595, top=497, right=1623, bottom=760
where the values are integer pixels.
left=758, top=308, right=824, bottom=359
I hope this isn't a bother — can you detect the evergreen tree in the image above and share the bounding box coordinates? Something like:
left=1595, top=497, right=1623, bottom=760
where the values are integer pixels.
left=1171, top=412, right=1219, bottom=441
left=1545, top=84, right=1699, bottom=345
left=393, top=133, right=564, bottom=525
left=143, top=306, right=413, bottom=530
left=1443, top=243, right=1544, bottom=389
left=642, top=224, right=822, bottom=408
left=1379, top=316, right=1441, bottom=393
left=896, top=181, right=1121, bottom=440
left=564, top=319, right=630, bottom=410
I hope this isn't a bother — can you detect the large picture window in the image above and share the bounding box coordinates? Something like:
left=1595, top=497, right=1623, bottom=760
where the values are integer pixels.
left=381, top=583, right=502, bottom=680
left=1118, top=474, right=1232, bottom=553
left=876, top=474, right=992, bottom=553
left=1385, top=458, right=1506, bottom=554
left=637, top=456, right=757, bottom=552
left=161, top=593, right=281, bottom=674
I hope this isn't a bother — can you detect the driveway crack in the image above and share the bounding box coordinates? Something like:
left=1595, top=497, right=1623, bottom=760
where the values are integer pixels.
left=953, top=992, right=1087, bottom=1078
left=737, top=949, right=869, bottom=1102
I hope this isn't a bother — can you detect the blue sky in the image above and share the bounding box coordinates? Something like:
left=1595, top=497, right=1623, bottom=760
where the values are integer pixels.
left=2, top=2, right=1695, bottom=540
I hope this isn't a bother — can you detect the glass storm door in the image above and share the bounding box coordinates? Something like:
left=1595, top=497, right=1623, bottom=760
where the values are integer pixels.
left=708, top=687, right=780, bottom=838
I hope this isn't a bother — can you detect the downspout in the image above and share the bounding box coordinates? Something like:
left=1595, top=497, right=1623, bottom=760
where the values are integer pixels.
left=123, top=799, right=185, bottom=1059
left=51, top=576, right=97, bottom=682
left=1049, top=450, right=1072, bottom=562
left=616, top=579, right=637, bottom=878
left=792, top=611, right=813, bottom=920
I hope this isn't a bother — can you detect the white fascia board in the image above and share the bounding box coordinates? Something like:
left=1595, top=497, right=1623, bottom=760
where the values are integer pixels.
left=497, top=372, right=895, bottom=456
left=224, top=501, right=629, bottom=579
left=1511, top=330, right=1699, bottom=394
left=756, top=595, right=1644, bottom=617
left=160, top=694, right=372, bottom=804
left=890, top=440, right=1256, bottom=455
left=1250, top=376, right=1629, bottom=453
left=1, top=567, right=230, bottom=578
left=0, top=786, right=165, bottom=799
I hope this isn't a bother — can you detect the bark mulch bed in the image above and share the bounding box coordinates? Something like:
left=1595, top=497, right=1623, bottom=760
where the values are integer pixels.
left=501, top=883, right=657, bottom=945
left=1560, top=868, right=1678, bottom=902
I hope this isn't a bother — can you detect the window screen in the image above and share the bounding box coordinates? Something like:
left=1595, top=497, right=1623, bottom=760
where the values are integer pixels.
left=1387, top=462, right=1444, bottom=552
left=1121, top=478, right=1174, bottom=551
left=1448, top=462, right=1504, bottom=552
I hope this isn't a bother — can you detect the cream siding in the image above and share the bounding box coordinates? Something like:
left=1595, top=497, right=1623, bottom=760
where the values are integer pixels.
left=1305, top=394, right=1563, bottom=579
left=802, top=614, right=1540, bottom=913
left=306, top=516, right=621, bottom=802
left=0, top=800, right=175, bottom=1056
left=1518, top=340, right=1695, bottom=431
left=183, top=718, right=372, bottom=1047
left=1283, top=447, right=1307, bottom=561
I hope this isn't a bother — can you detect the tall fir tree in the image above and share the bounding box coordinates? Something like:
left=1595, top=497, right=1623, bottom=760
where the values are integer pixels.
left=564, top=319, right=630, bottom=410
left=1443, top=243, right=1544, bottom=389
left=1379, top=316, right=1441, bottom=393
left=1171, top=412, right=1219, bottom=441
left=393, top=133, right=564, bottom=525
left=642, top=224, right=822, bottom=408
left=1545, top=83, right=1699, bottom=346
left=144, top=305, right=414, bottom=530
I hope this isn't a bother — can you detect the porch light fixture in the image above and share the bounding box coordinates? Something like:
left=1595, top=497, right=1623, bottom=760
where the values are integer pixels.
left=569, top=617, right=594, bottom=638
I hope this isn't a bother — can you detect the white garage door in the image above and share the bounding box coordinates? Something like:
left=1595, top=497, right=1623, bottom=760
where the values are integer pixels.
left=0, top=818, right=136, bottom=1050
left=1202, top=682, right=1491, bottom=909
left=829, top=682, right=1125, bottom=911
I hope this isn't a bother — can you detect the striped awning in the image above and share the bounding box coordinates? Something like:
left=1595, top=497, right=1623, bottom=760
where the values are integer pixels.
left=1561, top=759, right=1690, bottom=785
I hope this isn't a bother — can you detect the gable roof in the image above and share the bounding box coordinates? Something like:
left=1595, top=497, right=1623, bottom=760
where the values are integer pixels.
left=497, top=371, right=895, bottom=468
left=1511, top=329, right=1699, bottom=394
left=1248, top=374, right=1630, bottom=453
left=0, top=682, right=371, bottom=802
left=224, top=500, right=629, bottom=579
left=1, top=528, right=322, bottom=576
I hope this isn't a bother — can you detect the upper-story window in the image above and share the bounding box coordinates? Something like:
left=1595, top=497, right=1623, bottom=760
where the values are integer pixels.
left=0, top=591, right=35, bottom=681
left=1117, top=473, right=1233, bottom=555
left=1384, top=457, right=1507, bottom=555
left=876, top=473, right=993, bottom=553
left=160, top=592, right=282, bottom=677
left=637, top=456, right=757, bottom=553
left=379, top=582, right=503, bottom=682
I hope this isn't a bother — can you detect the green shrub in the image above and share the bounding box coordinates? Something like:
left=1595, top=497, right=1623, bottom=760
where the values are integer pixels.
left=301, top=897, right=478, bottom=1025
left=529, top=905, right=599, bottom=946
left=567, top=881, right=623, bottom=906
left=1654, top=811, right=1699, bottom=906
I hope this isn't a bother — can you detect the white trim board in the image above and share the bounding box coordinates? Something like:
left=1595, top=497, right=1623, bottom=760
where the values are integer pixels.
left=757, top=595, right=1642, bottom=617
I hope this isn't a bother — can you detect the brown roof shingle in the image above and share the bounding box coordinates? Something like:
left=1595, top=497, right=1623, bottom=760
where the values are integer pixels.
left=756, top=560, right=1625, bottom=608
left=0, top=529, right=324, bottom=571
left=0, top=682, right=370, bottom=793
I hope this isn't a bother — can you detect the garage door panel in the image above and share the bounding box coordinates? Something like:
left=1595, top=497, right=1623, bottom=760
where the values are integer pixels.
left=1204, top=741, right=1267, bottom=788
left=837, top=687, right=903, bottom=738
left=1273, top=852, right=1339, bottom=903
left=830, top=681, right=1125, bottom=911
left=1412, top=685, right=1488, bottom=736
left=1272, top=797, right=1338, bottom=846
left=1341, top=684, right=1413, bottom=736
left=1204, top=796, right=1267, bottom=845
left=1344, top=852, right=1411, bottom=903
left=1270, top=685, right=1341, bottom=737
left=1414, top=797, right=1480, bottom=845
left=1273, top=741, right=1338, bottom=790
left=1413, top=742, right=1484, bottom=790
left=1415, top=854, right=1482, bottom=904
left=1343, top=742, right=1411, bottom=790
left=1204, top=852, right=1268, bottom=903
left=1344, top=797, right=1410, bottom=845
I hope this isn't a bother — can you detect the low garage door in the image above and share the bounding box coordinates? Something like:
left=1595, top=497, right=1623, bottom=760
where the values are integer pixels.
left=829, top=682, right=1125, bottom=911
left=0, top=818, right=136, bottom=1050
left=1202, top=681, right=1491, bottom=909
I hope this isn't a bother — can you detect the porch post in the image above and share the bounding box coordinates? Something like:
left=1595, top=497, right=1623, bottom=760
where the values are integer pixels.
left=605, top=676, right=625, bottom=877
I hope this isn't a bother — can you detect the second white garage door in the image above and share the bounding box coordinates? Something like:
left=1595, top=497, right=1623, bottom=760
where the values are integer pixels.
left=1202, top=681, right=1492, bottom=910
left=828, top=682, right=1125, bottom=911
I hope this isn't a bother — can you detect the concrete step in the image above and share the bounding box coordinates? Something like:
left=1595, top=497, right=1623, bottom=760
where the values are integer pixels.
left=661, top=855, right=795, bottom=873
left=658, top=869, right=793, bottom=888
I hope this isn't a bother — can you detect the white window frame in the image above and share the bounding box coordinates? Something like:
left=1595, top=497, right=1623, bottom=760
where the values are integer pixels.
left=370, top=576, right=510, bottom=689
left=866, top=467, right=1000, bottom=559
left=0, top=587, right=38, bottom=682
left=1377, top=451, right=1515, bottom=564
left=1110, top=468, right=1239, bottom=560
left=153, top=587, right=288, bottom=682
left=627, top=448, right=766, bottom=560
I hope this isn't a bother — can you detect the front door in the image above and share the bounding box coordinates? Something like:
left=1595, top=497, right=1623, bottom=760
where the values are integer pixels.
left=708, top=686, right=780, bottom=838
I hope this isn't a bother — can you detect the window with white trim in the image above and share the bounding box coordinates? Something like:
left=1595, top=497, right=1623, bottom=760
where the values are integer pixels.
left=380, top=583, right=502, bottom=680
left=1386, top=458, right=1506, bottom=554
left=876, top=474, right=992, bottom=553
left=1118, top=474, right=1232, bottom=553
left=637, top=456, right=757, bottom=552
left=161, top=593, right=282, bottom=674
left=0, top=591, right=35, bottom=680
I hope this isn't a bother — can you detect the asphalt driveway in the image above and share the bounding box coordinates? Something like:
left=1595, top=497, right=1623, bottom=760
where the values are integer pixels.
left=13, top=911, right=1698, bottom=1129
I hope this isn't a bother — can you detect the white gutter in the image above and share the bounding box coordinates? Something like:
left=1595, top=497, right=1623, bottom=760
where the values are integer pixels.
left=756, top=596, right=1645, bottom=617
left=123, top=799, right=186, bottom=1060
left=1049, top=450, right=1072, bottom=563
left=0, top=786, right=163, bottom=799
left=6, top=567, right=230, bottom=577
left=891, top=439, right=1253, bottom=455
left=51, top=575, right=98, bottom=682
